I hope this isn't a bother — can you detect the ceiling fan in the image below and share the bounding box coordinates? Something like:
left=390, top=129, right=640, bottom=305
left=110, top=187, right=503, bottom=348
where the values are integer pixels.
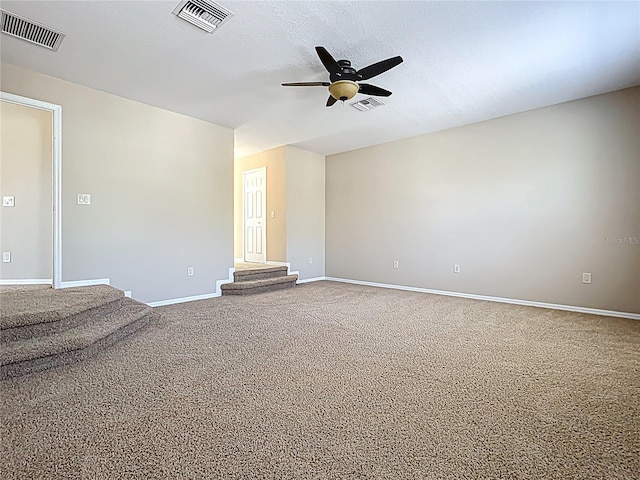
left=282, top=46, right=403, bottom=107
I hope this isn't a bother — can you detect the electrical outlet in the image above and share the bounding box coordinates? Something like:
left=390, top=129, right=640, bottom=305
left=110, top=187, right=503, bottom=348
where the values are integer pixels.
left=453, top=264, right=461, bottom=274
left=582, top=272, right=592, bottom=284
left=77, top=194, right=91, bottom=205
left=124, top=291, right=132, bottom=298
left=2, top=252, right=11, bottom=263
left=393, top=260, right=399, bottom=269
left=271, top=211, right=275, bottom=218
left=187, top=266, right=194, bottom=276
left=2, top=196, right=15, bottom=207
left=308, top=257, right=313, bottom=264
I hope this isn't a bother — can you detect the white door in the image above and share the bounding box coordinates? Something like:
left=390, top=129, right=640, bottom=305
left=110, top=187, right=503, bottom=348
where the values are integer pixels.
left=243, top=167, right=266, bottom=263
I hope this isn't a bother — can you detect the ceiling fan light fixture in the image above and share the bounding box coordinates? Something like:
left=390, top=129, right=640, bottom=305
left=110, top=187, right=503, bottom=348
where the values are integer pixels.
left=328, top=80, right=359, bottom=101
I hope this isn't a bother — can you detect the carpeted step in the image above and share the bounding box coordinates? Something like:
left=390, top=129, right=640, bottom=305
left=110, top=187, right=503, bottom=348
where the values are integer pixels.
left=1, top=285, right=124, bottom=342
left=1, top=298, right=126, bottom=343
left=233, top=265, right=289, bottom=282
left=0, top=297, right=155, bottom=380
left=221, top=274, right=298, bottom=296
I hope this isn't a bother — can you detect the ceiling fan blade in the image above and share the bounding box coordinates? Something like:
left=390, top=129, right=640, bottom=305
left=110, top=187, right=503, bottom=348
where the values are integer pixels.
left=326, top=95, right=338, bottom=107
left=282, top=82, right=330, bottom=87
left=356, top=56, right=403, bottom=81
left=315, top=46, right=340, bottom=74
left=358, top=83, right=392, bottom=97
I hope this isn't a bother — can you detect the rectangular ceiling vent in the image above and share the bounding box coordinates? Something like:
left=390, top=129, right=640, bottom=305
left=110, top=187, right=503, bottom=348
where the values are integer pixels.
left=0, top=10, right=65, bottom=51
left=351, top=97, right=385, bottom=112
left=173, top=0, right=234, bottom=33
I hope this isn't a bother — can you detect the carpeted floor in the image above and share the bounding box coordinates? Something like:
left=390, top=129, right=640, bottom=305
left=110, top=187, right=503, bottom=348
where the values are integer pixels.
left=1, top=281, right=638, bottom=479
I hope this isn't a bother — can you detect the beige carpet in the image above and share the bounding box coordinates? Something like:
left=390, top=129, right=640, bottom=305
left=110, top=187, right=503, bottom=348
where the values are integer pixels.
left=1, top=281, right=638, bottom=479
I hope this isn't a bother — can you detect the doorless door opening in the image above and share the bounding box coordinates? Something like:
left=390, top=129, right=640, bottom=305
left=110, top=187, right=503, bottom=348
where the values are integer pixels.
left=1, top=92, right=62, bottom=288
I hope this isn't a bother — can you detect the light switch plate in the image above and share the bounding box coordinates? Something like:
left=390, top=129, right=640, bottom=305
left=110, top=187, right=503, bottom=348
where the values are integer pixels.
left=2, top=196, right=15, bottom=207
left=77, top=194, right=91, bottom=205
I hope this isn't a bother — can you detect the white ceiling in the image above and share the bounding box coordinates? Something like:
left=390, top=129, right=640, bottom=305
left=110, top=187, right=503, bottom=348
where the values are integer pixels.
left=1, top=1, right=639, bottom=158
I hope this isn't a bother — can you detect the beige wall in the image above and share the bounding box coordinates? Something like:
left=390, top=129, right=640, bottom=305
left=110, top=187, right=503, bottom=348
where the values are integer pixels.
left=1, top=64, right=234, bottom=303
left=0, top=101, right=53, bottom=280
left=326, top=87, right=640, bottom=314
left=286, top=146, right=325, bottom=279
left=234, top=146, right=287, bottom=262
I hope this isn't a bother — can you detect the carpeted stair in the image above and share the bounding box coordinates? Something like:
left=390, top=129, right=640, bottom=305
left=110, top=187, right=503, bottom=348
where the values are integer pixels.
left=221, top=265, right=298, bottom=295
left=0, top=285, right=155, bottom=380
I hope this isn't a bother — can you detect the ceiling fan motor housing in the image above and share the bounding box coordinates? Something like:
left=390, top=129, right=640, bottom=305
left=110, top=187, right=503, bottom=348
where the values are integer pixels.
left=330, top=60, right=359, bottom=82
left=328, top=80, right=359, bottom=101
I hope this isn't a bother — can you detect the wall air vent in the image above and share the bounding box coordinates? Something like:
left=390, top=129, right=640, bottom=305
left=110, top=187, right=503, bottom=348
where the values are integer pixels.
left=173, top=0, right=234, bottom=33
left=351, top=97, right=385, bottom=112
left=0, top=10, right=65, bottom=51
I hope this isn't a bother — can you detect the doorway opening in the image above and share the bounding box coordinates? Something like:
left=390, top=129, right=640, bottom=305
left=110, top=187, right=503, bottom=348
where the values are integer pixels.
left=0, top=92, right=62, bottom=288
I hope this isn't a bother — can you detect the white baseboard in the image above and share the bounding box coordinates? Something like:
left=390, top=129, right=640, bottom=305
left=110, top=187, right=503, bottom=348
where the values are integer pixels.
left=296, top=276, right=326, bottom=284
left=216, top=267, right=235, bottom=296
left=148, top=292, right=220, bottom=307
left=10, top=273, right=633, bottom=320
left=0, top=279, right=52, bottom=285
left=323, top=277, right=640, bottom=320
left=60, top=278, right=110, bottom=288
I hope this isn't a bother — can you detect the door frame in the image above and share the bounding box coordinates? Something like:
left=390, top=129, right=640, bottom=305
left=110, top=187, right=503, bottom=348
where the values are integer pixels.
left=242, top=166, right=267, bottom=263
left=1, top=92, right=62, bottom=288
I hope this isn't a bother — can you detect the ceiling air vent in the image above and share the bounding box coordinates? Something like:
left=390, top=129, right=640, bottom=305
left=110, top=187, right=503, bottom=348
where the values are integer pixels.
left=351, top=97, right=385, bottom=112
left=0, top=10, right=65, bottom=51
left=173, top=0, right=234, bottom=33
